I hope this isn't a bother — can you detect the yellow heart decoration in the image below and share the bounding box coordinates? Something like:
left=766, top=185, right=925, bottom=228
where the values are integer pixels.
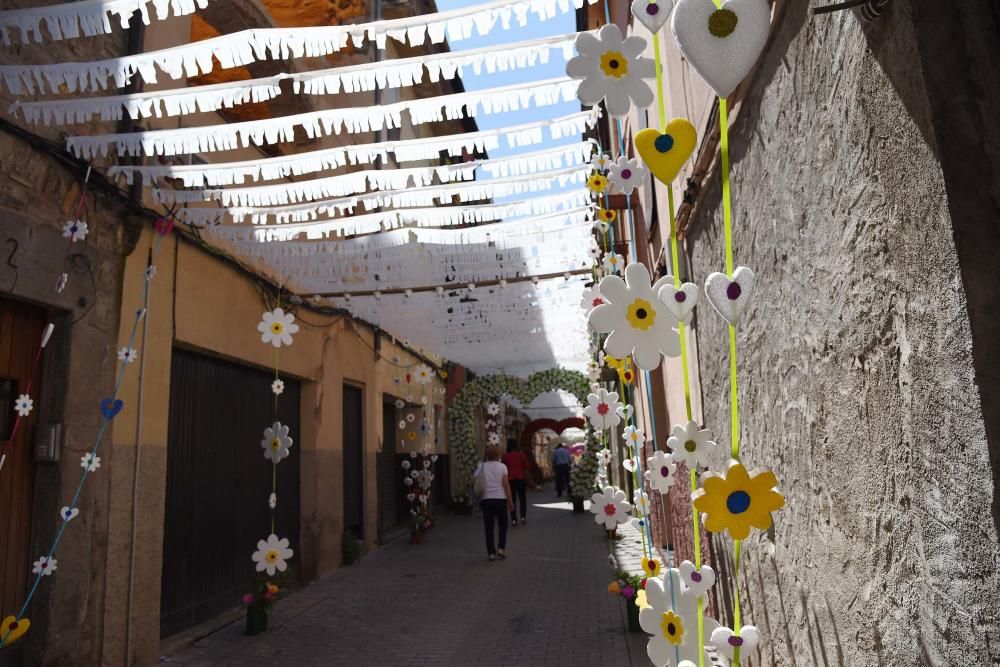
left=634, top=119, right=697, bottom=185
left=1, top=615, right=29, bottom=645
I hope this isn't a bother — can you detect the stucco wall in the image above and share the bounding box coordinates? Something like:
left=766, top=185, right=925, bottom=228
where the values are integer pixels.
left=681, top=3, right=1000, bottom=665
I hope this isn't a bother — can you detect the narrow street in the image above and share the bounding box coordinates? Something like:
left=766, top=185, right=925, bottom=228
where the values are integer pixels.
left=164, top=489, right=646, bottom=666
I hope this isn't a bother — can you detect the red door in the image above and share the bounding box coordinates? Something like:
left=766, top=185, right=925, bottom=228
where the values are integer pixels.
left=0, top=297, right=47, bottom=618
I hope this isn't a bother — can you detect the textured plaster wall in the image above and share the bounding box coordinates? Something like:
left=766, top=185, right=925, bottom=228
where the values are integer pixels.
left=683, top=2, right=1000, bottom=666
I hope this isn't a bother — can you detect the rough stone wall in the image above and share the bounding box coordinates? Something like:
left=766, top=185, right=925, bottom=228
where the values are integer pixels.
left=683, top=2, right=1000, bottom=666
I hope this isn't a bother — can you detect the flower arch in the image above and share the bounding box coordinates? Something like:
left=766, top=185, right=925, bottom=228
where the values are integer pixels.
left=449, top=368, right=590, bottom=483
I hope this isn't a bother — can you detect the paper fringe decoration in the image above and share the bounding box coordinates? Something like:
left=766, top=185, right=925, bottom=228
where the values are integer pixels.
left=0, top=0, right=599, bottom=94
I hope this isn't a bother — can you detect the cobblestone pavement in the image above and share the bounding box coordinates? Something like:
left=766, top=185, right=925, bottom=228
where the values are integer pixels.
left=164, top=488, right=648, bottom=666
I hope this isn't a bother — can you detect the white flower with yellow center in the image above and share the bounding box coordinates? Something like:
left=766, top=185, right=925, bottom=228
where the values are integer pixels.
left=591, top=152, right=613, bottom=172
left=257, top=308, right=299, bottom=348
left=623, top=425, right=645, bottom=451
left=589, top=262, right=680, bottom=370
left=666, top=420, right=717, bottom=469
left=261, top=421, right=293, bottom=462
left=566, top=24, right=656, bottom=117
left=640, top=567, right=720, bottom=666
left=415, top=365, right=433, bottom=384
left=602, top=251, right=625, bottom=275
left=252, top=533, right=293, bottom=576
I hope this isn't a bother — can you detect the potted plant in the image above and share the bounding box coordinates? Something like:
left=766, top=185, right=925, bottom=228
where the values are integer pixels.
left=608, top=570, right=646, bottom=633
left=242, top=577, right=282, bottom=636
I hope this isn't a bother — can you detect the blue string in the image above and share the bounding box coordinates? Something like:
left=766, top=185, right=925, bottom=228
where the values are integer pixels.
left=1, top=234, right=163, bottom=647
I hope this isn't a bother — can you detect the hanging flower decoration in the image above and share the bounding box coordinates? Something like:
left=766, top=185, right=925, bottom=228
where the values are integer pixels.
left=608, top=355, right=637, bottom=385
left=645, top=450, right=677, bottom=494
left=597, top=208, right=617, bottom=226
left=80, top=453, right=101, bottom=472
left=251, top=534, right=293, bottom=575
left=269, top=493, right=277, bottom=509
left=261, top=421, right=293, bottom=462
left=271, top=379, right=285, bottom=395
left=693, top=459, right=785, bottom=540
left=589, top=485, right=632, bottom=530
left=596, top=448, right=613, bottom=468
left=639, top=567, right=721, bottom=666
left=608, top=156, right=649, bottom=195
left=14, top=394, right=33, bottom=417
left=565, top=23, right=655, bottom=117
left=633, top=488, right=650, bottom=516
left=117, top=347, right=138, bottom=364
left=591, top=153, right=613, bottom=172
left=586, top=359, right=602, bottom=382
left=144, top=265, right=156, bottom=281
left=587, top=173, right=609, bottom=194
left=711, top=625, right=760, bottom=663
left=666, top=420, right=718, bottom=469
left=0, top=616, right=29, bottom=644
left=487, top=432, right=501, bottom=446
left=622, top=425, right=645, bottom=451
left=642, top=556, right=661, bottom=578
left=394, top=398, right=405, bottom=409
left=580, top=286, right=606, bottom=313
left=415, top=365, right=433, bottom=384
left=31, top=556, right=57, bottom=576
left=62, top=219, right=88, bottom=242
left=589, top=262, right=680, bottom=370
left=257, top=308, right=299, bottom=348
left=486, top=402, right=500, bottom=416
left=588, top=245, right=603, bottom=262
left=601, top=251, right=625, bottom=275
left=582, top=388, right=622, bottom=431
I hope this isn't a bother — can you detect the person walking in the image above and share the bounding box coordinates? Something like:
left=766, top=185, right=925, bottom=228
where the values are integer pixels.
left=552, top=442, right=572, bottom=498
left=502, top=440, right=530, bottom=525
left=473, top=445, right=515, bottom=561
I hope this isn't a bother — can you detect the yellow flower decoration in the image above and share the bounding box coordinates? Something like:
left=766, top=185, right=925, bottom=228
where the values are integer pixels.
left=587, top=173, right=609, bottom=194
left=659, top=610, right=684, bottom=645
left=608, top=355, right=635, bottom=385
left=598, top=208, right=617, bottom=223
left=625, top=298, right=657, bottom=332
left=642, top=557, right=661, bottom=577
left=599, top=50, right=629, bottom=78
left=693, top=459, right=785, bottom=540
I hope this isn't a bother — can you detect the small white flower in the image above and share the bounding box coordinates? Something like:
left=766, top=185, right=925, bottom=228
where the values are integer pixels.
left=144, top=265, right=157, bottom=281
left=81, top=453, right=101, bottom=472
left=251, top=533, right=293, bottom=575
left=588, top=245, right=602, bottom=261
left=582, top=388, right=622, bottom=431
left=268, top=492, right=277, bottom=509
left=398, top=420, right=407, bottom=430
left=401, top=460, right=411, bottom=470
left=622, top=425, right=645, bottom=450
left=420, top=396, right=429, bottom=405
left=257, top=308, right=299, bottom=348
left=645, top=450, right=678, bottom=494
left=32, top=555, right=58, bottom=576
left=271, top=379, right=285, bottom=395
left=414, top=365, right=433, bottom=384
left=591, top=153, right=612, bottom=172
left=487, top=432, right=501, bottom=446
left=405, top=413, right=416, bottom=423
left=632, top=488, right=650, bottom=515
left=117, top=347, right=138, bottom=364
left=586, top=359, right=602, bottom=382
left=666, top=420, right=718, bottom=469
left=404, top=477, right=413, bottom=486
left=580, top=285, right=606, bottom=312
left=261, top=421, right=293, bottom=462
left=589, top=486, right=632, bottom=530
left=601, top=252, right=625, bottom=275
left=486, top=402, right=500, bottom=416
left=14, top=394, right=33, bottom=417
left=596, top=449, right=613, bottom=467
left=394, top=399, right=405, bottom=409
left=607, top=156, right=648, bottom=195
left=62, top=219, right=89, bottom=242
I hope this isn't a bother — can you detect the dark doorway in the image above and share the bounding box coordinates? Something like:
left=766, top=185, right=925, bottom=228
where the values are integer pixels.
left=0, top=297, right=46, bottom=617
left=342, top=383, right=364, bottom=539
left=161, top=348, right=301, bottom=637
left=378, top=397, right=402, bottom=542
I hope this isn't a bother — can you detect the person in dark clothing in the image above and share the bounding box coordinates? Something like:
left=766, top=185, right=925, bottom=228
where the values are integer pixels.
left=552, top=442, right=572, bottom=498
left=502, top=440, right=530, bottom=524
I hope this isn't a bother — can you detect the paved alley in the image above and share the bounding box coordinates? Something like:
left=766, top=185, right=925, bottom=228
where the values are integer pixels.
left=164, top=488, right=647, bottom=666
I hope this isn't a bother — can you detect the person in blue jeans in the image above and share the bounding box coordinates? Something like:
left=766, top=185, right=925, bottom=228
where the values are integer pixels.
left=474, top=445, right=515, bottom=561
left=552, top=443, right=572, bottom=498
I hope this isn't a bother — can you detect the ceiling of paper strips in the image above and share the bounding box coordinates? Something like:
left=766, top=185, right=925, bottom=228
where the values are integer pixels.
left=1, top=0, right=606, bottom=375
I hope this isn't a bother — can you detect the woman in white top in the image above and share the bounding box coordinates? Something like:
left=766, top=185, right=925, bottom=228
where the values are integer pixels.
left=474, top=445, right=515, bottom=561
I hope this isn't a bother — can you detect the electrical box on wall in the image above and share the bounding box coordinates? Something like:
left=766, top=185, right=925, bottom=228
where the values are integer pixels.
left=34, top=423, right=61, bottom=462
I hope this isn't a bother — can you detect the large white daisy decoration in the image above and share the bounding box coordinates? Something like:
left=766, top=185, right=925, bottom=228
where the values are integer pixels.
left=640, top=567, right=721, bottom=666
left=590, top=485, right=632, bottom=530
left=252, top=533, right=293, bottom=575
left=645, top=450, right=678, bottom=494
left=608, top=156, right=649, bottom=195
left=261, top=421, right=293, bottom=462
left=666, top=420, right=717, bottom=469
left=583, top=388, right=622, bottom=431
left=258, top=308, right=299, bottom=348
left=566, top=24, right=655, bottom=117
left=589, top=262, right=680, bottom=370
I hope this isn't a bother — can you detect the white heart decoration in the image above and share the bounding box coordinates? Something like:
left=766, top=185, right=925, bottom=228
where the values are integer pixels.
left=60, top=506, right=79, bottom=522
left=704, top=266, right=754, bottom=324
left=679, top=560, right=716, bottom=597
left=631, top=0, right=673, bottom=33
left=710, top=624, right=760, bottom=662
left=671, top=0, right=771, bottom=98
left=658, top=280, right=700, bottom=322
left=616, top=404, right=634, bottom=422
left=623, top=457, right=637, bottom=472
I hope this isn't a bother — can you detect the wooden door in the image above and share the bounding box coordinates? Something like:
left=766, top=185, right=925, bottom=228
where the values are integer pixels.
left=342, top=384, right=364, bottom=539
left=160, top=348, right=301, bottom=637
left=0, top=297, right=47, bottom=618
